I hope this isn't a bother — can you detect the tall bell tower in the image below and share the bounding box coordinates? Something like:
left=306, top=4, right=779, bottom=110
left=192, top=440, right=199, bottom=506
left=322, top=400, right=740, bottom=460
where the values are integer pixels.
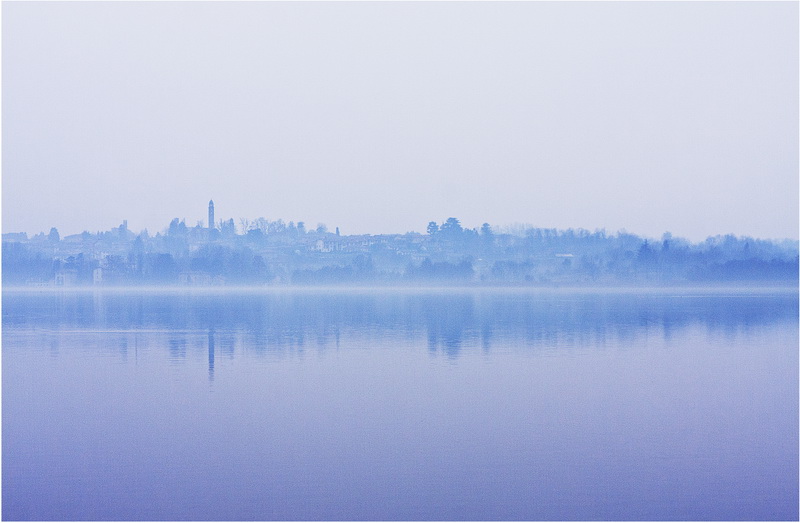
left=208, top=200, right=215, bottom=230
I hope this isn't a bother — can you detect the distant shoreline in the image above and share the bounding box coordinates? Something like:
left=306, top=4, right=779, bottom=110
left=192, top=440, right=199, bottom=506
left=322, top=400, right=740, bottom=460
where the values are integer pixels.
left=3, top=284, right=798, bottom=294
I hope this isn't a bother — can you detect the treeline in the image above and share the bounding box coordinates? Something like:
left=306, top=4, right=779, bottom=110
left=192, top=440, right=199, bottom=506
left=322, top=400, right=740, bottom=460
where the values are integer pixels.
left=2, top=217, right=798, bottom=286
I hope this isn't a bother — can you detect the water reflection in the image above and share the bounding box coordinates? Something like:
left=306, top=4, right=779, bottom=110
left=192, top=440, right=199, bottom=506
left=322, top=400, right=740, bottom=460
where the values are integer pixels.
left=3, top=289, right=797, bottom=361
left=3, top=288, right=797, bottom=521
left=168, top=336, right=186, bottom=362
left=208, top=328, right=215, bottom=382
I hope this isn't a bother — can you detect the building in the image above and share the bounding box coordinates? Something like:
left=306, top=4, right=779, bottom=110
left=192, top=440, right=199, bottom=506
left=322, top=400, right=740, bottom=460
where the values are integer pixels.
left=179, top=271, right=212, bottom=286
left=208, top=200, right=215, bottom=230
left=54, top=269, right=78, bottom=286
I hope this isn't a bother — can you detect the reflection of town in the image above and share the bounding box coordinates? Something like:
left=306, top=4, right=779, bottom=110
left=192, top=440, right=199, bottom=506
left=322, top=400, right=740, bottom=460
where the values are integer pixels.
left=9, top=291, right=798, bottom=376
left=3, top=200, right=798, bottom=287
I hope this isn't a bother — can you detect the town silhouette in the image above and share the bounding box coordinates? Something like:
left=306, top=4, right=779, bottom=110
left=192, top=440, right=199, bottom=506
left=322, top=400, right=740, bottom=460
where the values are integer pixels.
left=3, top=201, right=798, bottom=286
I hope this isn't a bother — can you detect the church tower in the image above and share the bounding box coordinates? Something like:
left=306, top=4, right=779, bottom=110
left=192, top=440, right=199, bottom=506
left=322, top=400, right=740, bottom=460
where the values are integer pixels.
left=208, top=200, right=215, bottom=230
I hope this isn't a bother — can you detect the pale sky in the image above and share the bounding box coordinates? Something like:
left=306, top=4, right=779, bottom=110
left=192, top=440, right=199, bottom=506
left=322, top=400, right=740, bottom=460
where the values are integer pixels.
left=3, top=1, right=798, bottom=241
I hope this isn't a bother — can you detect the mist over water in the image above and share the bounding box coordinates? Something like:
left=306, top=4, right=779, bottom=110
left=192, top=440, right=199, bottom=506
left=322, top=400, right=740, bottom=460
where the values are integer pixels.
left=3, top=2, right=798, bottom=520
left=3, top=288, right=797, bottom=520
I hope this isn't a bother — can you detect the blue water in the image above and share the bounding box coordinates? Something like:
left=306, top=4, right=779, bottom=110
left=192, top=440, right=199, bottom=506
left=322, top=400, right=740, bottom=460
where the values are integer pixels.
left=3, top=288, right=798, bottom=520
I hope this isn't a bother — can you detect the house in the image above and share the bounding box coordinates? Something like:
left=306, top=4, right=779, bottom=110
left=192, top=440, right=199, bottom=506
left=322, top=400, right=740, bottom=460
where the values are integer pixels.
left=54, top=269, right=78, bottom=286
left=179, top=271, right=212, bottom=286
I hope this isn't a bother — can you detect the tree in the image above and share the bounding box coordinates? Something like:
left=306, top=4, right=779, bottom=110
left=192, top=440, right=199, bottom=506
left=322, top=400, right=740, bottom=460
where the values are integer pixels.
left=149, top=253, right=179, bottom=283
left=352, top=254, right=374, bottom=275
left=220, top=218, right=236, bottom=237
left=268, top=219, right=286, bottom=235
left=168, top=218, right=188, bottom=236
left=130, top=235, right=145, bottom=275
left=427, top=221, right=439, bottom=235
left=440, top=218, right=463, bottom=240
left=637, top=240, right=655, bottom=265
left=480, top=223, right=494, bottom=252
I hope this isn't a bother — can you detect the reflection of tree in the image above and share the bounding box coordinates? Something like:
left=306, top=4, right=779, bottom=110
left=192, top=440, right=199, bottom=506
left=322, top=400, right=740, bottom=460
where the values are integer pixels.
left=168, top=335, right=187, bottom=361
left=5, top=291, right=797, bottom=361
left=208, top=328, right=215, bottom=382
left=416, top=295, right=474, bottom=358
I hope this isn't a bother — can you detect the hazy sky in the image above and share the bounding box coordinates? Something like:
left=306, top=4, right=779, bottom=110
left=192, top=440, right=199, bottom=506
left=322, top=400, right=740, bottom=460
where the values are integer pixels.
left=3, top=1, right=798, bottom=241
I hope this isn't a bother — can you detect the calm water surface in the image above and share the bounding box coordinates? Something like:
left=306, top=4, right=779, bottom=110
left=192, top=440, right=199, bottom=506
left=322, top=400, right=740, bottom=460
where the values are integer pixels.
left=3, top=288, right=798, bottom=520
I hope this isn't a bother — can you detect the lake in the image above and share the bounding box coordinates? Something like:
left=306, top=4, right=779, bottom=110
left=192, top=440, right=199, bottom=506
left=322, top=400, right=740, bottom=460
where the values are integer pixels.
left=2, top=287, right=798, bottom=520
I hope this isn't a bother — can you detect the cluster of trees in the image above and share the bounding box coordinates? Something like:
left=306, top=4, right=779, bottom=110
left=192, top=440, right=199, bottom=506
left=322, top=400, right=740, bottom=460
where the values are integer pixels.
left=2, top=216, right=798, bottom=286
left=2, top=242, right=272, bottom=286
left=406, top=258, right=475, bottom=282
